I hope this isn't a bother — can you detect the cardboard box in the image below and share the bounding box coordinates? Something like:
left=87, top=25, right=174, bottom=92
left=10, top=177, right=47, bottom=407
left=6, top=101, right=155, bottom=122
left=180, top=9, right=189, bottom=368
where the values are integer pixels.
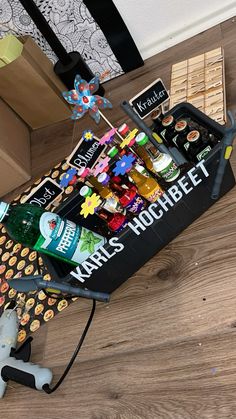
left=0, top=37, right=71, bottom=129
left=0, top=99, right=31, bottom=197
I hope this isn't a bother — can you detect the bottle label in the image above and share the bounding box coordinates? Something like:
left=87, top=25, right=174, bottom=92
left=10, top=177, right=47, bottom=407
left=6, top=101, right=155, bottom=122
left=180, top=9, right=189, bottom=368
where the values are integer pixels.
left=102, top=196, right=124, bottom=214
left=184, top=142, right=190, bottom=151
left=142, top=185, right=163, bottom=203
left=156, top=161, right=180, bottom=183
left=172, top=135, right=178, bottom=146
left=108, top=215, right=128, bottom=232
left=34, top=212, right=106, bottom=265
left=196, top=146, right=212, bottom=161
left=126, top=194, right=146, bottom=214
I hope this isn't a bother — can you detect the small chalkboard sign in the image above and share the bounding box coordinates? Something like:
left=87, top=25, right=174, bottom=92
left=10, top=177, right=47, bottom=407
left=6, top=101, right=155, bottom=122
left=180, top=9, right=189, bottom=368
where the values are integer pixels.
left=22, top=178, right=63, bottom=209
left=129, top=78, right=169, bottom=119
left=67, top=136, right=106, bottom=170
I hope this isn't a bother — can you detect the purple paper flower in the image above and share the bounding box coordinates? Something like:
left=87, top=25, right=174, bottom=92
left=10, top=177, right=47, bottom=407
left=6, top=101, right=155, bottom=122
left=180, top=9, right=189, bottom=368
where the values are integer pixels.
left=99, top=128, right=117, bottom=145
left=93, top=156, right=111, bottom=177
left=62, top=74, right=112, bottom=124
left=113, top=154, right=135, bottom=176
left=60, top=168, right=78, bottom=188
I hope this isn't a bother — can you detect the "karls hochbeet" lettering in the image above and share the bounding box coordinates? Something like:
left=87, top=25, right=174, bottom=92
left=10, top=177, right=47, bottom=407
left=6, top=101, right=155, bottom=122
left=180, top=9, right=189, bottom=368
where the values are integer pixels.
left=70, top=161, right=209, bottom=283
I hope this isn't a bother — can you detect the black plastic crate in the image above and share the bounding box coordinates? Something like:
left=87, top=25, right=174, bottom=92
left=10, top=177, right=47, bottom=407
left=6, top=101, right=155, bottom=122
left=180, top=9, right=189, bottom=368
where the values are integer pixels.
left=42, top=103, right=236, bottom=294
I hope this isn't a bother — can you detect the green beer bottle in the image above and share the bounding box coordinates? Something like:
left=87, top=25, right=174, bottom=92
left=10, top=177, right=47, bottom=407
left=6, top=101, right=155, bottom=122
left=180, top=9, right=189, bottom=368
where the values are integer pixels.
left=0, top=201, right=106, bottom=266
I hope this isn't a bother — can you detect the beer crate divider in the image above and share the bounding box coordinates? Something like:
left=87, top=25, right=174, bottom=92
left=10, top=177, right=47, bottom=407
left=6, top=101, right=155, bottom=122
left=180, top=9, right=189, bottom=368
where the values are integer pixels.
left=42, top=103, right=236, bottom=294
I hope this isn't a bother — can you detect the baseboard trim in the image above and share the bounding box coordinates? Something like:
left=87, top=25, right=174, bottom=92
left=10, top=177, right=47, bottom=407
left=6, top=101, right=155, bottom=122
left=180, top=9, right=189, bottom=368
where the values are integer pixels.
left=141, top=5, right=236, bottom=59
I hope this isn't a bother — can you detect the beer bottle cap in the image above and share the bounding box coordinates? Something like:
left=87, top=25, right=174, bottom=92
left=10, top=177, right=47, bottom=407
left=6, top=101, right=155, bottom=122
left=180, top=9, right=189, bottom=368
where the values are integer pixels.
left=79, top=186, right=93, bottom=197
left=162, top=115, right=174, bottom=127
left=187, top=130, right=200, bottom=142
left=0, top=202, right=9, bottom=222
left=136, top=132, right=149, bottom=146
left=151, top=108, right=162, bottom=120
left=107, top=147, right=118, bottom=158
left=175, top=120, right=188, bottom=132
left=97, top=172, right=110, bottom=185
left=118, top=123, right=129, bottom=136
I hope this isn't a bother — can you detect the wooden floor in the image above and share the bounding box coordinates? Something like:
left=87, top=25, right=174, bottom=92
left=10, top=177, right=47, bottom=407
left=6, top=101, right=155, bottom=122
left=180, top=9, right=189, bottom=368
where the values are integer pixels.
left=2, top=17, right=236, bottom=419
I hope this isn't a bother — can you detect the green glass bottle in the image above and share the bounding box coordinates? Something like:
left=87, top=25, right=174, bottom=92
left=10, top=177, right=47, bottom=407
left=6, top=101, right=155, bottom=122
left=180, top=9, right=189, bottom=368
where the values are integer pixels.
left=0, top=201, right=106, bottom=266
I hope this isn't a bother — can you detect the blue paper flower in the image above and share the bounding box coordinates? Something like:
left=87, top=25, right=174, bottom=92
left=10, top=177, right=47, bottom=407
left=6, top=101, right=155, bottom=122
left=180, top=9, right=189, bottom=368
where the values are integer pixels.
left=113, top=154, right=135, bottom=176
left=62, top=74, right=112, bottom=124
left=60, top=168, right=78, bottom=188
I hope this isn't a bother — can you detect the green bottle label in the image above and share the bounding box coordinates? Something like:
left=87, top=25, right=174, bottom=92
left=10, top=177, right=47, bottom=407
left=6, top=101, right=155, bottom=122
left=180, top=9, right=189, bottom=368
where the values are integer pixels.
left=196, top=146, right=212, bottom=162
left=34, top=212, right=106, bottom=265
left=159, top=161, right=180, bottom=182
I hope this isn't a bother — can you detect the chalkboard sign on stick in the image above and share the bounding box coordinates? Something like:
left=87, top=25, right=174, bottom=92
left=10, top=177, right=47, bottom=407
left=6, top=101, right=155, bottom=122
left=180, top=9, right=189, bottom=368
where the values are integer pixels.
left=22, top=178, right=63, bottom=209
left=129, top=78, right=169, bottom=119
left=67, top=136, right=106, bottom=170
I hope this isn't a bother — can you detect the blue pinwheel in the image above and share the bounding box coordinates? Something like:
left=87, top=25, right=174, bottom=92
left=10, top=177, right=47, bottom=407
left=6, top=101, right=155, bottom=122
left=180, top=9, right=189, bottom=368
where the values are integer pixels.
left=62, top=75, right=112, bottom=124
left=113, top=154, right=136, bottom=176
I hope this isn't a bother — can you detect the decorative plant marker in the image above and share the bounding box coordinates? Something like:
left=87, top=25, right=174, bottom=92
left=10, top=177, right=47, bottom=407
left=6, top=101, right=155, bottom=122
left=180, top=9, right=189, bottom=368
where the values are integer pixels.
left=113, top=154, right=136, bottom=176
left=80, top=193, right=102, bottom=218
left=120, top=129, right=139, bottom=149
left=59, top=168, right=78, bottom=188
left=99, top=128, right=117, bottom=145
left=92, top=156, right=111, bottom=177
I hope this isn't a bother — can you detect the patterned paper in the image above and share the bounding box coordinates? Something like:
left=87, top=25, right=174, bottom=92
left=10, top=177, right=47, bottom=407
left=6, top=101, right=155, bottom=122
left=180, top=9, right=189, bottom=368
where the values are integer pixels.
left=0, top=0, right=123, bottom=82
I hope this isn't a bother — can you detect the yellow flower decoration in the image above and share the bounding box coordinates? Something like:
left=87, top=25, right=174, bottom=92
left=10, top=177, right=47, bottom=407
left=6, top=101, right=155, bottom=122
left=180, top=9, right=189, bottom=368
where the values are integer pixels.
left=80, top=193, right=102, bottom=218
left=120, top=128, right=139, bottom=149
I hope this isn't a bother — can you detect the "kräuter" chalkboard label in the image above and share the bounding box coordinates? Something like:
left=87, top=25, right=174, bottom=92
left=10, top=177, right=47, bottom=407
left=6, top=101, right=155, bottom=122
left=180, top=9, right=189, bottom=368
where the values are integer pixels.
left=67, top=136, right=106, bottom=171
left=129, top=78, right=169, bottom=119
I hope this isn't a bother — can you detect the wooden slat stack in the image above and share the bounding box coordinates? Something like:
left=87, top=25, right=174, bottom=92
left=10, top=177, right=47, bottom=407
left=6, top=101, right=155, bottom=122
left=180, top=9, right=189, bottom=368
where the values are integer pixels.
left=169, top=47, right=226, bottom=124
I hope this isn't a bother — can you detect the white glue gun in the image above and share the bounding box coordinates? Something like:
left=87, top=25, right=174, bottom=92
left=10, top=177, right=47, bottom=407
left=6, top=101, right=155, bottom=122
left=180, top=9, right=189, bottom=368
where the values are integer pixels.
left=0, top=307, right=52, bottom=398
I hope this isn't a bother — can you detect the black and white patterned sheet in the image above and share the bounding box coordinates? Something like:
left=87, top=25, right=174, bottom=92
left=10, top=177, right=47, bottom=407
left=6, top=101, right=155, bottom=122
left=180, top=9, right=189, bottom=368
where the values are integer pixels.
left=0, top=0, right=123, bottom=82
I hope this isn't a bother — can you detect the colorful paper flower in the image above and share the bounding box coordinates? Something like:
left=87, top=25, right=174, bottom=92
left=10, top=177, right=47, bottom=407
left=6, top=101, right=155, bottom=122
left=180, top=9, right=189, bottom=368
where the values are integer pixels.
left=60, top=168, right=78, bottom=188
left=62, top=74, right=112, bottom=124
left=82, top=129, right=94, bottom=142
left=92, top=156, right=111, bottom=177
left=113, top=154, right=136, bottom=176
left=99, top=128, right=117, bottom=145
left=120, top=129, right=139, bottom=149
left=80, top=193, right=102, bottom=218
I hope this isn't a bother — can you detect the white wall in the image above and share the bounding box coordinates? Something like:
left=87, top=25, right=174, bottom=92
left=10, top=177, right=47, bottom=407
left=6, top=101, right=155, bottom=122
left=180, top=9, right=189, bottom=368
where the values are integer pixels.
left=113, top=0, right=236, bottom=59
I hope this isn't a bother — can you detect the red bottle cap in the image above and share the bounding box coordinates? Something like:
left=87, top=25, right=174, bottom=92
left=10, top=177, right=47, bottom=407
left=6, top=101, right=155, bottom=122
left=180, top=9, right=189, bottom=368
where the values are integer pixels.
left=118, top=123, right=129, bottom=136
